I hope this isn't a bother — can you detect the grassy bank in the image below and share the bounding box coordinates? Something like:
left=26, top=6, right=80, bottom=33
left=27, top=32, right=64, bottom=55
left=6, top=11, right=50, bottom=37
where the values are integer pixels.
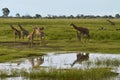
left=0, top=68, right=117, bottom=80
left=0, top=18, right=120, bottom=61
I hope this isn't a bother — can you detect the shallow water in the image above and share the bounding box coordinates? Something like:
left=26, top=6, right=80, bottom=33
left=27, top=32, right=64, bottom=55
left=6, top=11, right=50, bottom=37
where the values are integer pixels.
left=1, top=52, right=120, bottom=70
left=0, top=52, right=120, bottom=80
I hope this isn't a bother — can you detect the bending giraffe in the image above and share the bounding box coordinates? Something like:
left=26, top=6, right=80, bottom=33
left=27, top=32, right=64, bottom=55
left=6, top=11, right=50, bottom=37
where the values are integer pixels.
left=27, top=26, right=36, bottom=47
left=18, top=24, right=29, bottom=41
left=34, top=26, right=44, bottom=45
left=10, top=25, right=21, bottom=42
left=70, top=23, right=90, bottom=41
left=106, top=19, right=115, bottom=26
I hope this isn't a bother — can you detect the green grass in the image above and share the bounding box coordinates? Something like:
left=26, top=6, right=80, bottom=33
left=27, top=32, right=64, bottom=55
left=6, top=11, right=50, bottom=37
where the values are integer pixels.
left=0, top=68, right=118, bottom=80
left=94, top=58, right=120, bottom=67
left=0, top=18, right=120, bottom=61
left=23, top=68, right=117, bottom=80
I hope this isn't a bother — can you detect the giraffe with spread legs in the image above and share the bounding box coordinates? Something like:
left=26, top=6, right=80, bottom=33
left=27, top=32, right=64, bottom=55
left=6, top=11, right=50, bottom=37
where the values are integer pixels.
left=18, top=24, right=29, bottom=41
left=10, top=25, right=21, bottom=42
left=34, top=26, right=44, bottom=45
left=27, top=26, right=36, bottom=47
left=106, top=19, right=115, bottom=26
left=70, top=23, right=90, bottom=41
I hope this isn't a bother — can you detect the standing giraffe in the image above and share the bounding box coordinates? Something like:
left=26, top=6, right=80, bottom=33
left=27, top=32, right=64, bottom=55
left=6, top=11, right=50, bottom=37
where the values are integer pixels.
left=18, top=24, right=29, bottom=41
left=34, top=26, right=44, bottom=45
left=106, top=19, right=115, bottom=26
left=10, top=25, right=21, bottom=42
left=70, top=23, right=90, bottom=41
left=27, top=26, right=36, bottom=47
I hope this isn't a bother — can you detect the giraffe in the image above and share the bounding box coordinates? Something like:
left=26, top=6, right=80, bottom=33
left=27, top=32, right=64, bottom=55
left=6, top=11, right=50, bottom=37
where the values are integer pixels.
left=18, top=24, right=29, bottom=41
left=27, top=26, right=36, bottom=47
left=70, top=23, right=90, bottom=41
left=10, top=25, right=21, bottom=42
left=106, top=19, right=115, bottom=26
left=34, top=26, right=44, bottom=45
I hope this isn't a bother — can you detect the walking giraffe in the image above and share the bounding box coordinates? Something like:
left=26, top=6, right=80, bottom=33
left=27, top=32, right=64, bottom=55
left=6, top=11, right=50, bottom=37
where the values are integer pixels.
left=10, top=25, right=21, bottom=42
left=106, top=19, right=115, bottom=26
left=34, top=26, right=44, bottom=45
left=27, top=26, right=36, bottom=47
left=70, top=23, right=90, bottom=41
left=18, top=24, right=29, bottom=41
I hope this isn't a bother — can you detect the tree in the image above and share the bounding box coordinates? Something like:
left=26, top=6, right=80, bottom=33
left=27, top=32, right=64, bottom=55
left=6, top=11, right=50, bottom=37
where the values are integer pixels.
left=68, top=15, right=74, bottom=18
left=35, top=14, right=42, bottom=18
left=2, top=8, right=10, bottom=17
left=115, top=14, right=120, bottom=18
left=76, top=14, right=81, bottom=18
left=16, top=13, right=20, bottom=17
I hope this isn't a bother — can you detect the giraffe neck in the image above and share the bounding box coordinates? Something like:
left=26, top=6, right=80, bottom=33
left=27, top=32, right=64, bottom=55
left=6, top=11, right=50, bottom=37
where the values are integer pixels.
left=31, top=29, right=35, bottom=36
left=18, top=25, right=25, bottom=31
left=108, top=20, right=112, bottom=23
left=72, top=24, right=80, bottom=31
left=107, top=20, right=113, bottom=23
left=10, top=26, right=18, bottom=31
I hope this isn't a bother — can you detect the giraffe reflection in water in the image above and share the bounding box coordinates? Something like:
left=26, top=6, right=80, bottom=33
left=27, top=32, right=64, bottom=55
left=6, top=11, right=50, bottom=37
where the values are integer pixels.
left=29, top=56, right=44, bottom=68
left=71, top=52, right=89, bottom=67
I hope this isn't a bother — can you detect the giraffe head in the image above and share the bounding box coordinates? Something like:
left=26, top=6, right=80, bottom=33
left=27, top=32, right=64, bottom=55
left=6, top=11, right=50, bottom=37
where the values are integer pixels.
left=32, top=25, right=37, bottom=29
left=70, top=23, right=74, bottom=26
left=10, top=24, right=12, bottom=27
left=18, top=23, right=21, bottom=26
left=39, top=27, right=44, bottom=30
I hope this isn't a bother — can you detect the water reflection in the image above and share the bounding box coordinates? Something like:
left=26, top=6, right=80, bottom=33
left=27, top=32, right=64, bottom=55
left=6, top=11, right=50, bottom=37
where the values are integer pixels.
left=1, top=52, right=120, bottom=80
left=0, top=52, right=120, bottom=71
left=71, top=52, right=89, bottom=67
left=29, top=56, right=44, bottom=67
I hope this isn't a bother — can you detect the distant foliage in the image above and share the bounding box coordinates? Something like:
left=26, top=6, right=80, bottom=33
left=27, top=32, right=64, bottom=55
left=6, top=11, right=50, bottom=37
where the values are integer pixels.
left=2, top=8, right=10, bottom=17
left=16, top=13, right=20, bottom=18
left=1, top=7, right=120, bottom=19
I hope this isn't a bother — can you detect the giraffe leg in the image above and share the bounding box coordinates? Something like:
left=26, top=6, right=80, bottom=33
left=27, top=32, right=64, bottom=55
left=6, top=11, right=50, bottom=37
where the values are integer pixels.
left=31, top=39, right=33, bottom=47
left=76, top=32, right=79, bottom=41
left=21, top=33, right=24, bottom=42
left=22, top=36, right=24, bottom=42
left=77, top=32, right=81, bottom=41
left=28, top=39, right=30, bottom=47
left=15, top=35, right=17, bottom=42
left=79, top=33, right=83, bottom=41
left=80, top=33, right=84, bottom=43
left=18, top=35, right=21, bottom=42
left=39, top=36, right=42, bottom=46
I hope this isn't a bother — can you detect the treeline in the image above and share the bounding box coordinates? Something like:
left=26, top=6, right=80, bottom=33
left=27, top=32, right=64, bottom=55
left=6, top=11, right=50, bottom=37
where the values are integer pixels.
left=1, top=7, right=120, bottom=19
left=1, top=14, right=120, bottom=19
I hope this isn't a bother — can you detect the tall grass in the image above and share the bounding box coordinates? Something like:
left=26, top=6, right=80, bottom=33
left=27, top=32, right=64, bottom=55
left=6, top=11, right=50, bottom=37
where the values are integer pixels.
left=21, top=68, right=117, bottom=80
left=0, top=18, right=120, bottom=41
left=0, top=68, right=117, bottom=80
left=95, top=58, right=120, bottom=67
left=91, top=31, right=120, bottom=40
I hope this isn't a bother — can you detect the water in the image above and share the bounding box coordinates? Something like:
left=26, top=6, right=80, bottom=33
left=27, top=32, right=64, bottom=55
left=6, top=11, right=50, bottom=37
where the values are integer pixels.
left=0, top=52, right=120, bottom=79
left=1, top=52, right=120, bottom=71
